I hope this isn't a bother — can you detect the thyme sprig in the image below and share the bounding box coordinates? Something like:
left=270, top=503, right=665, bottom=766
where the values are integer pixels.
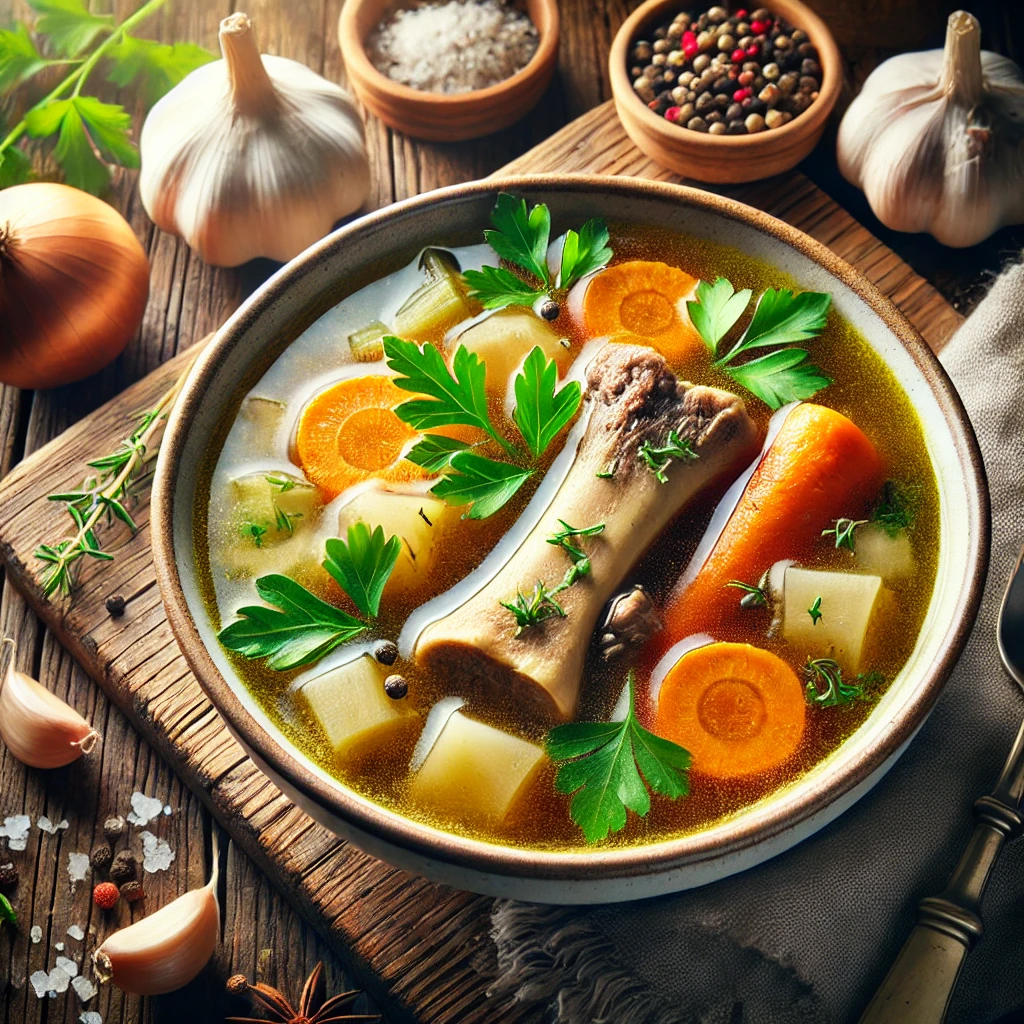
left=822, top=517, right=867, bottom=551
left=638, top=429, right=698, bottom=484
left=803, top=658, right=885, bottom=708
left=35, top=369, right=188, bottom=599
left=725, top=577, right=768, bottom=608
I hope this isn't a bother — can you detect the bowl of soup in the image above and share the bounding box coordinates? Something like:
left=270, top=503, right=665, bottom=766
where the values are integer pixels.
left=152, top=175, right=987, bottom=903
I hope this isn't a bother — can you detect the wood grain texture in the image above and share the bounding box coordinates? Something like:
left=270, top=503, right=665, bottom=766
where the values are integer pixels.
left=0, top=1, right=976, bottom=1023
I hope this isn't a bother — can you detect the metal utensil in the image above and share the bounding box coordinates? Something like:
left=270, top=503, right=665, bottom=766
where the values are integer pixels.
left=860, top=543, right=1024, bottom=1024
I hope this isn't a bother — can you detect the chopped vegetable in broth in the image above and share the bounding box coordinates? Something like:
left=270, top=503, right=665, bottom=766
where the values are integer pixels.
left=198, top=196, right=939, bottom=852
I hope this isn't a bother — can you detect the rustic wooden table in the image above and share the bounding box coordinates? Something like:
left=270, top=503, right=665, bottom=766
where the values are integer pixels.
left=1, top=2, right=1022, bottom=1024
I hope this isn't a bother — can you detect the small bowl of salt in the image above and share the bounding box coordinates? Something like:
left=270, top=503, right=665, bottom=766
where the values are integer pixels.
left=339, top=0, right=559, bottom=141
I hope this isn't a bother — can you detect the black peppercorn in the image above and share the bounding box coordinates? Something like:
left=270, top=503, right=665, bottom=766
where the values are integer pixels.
left=90, top=844, right=113, bottom=872
left=373, top=640, right=399, bottom=665
left=384, top=674, right=409, bottom=700
left=120, top=880, right=146, bottom=903
left=0, top=863, right=17, bottom=890
left=226, top=974, right=250, bottom=997
left=103, top=815, right=125, bottom=843
left=105, top=595, right=126, bottom=617
left=109, top=850, right=137, bottom=885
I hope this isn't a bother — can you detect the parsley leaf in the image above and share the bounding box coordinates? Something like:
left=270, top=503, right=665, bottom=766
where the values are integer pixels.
left=462, top=265, right=548, bottom=310
left=686, top=276, right=753, bottom=353
left=872, top=479, right=917, bottom=536
left=405, top=434, right=476, bottom=473
left=217, top=574, right=367, bottom=671
left=384, top=335, right=513, bottom=453
left=430, top=451, right=533, bottom=520
left=484, top=192, right=551, bottom=286
left=558, top=217, right=613, bottom=289
left=546, top=672, right=690, bottom=844
left=719, top=287, right=831, bottom=361
left=0, top=24, right=48, bottom=90
left=725, top=347, right=832, bottom=409
left=807, top=595, right=823, bottom=624
left=0, top=144, right=31, bottom=188
left=513, top=346, right=582, bottom=458
left=28, top=0, right=113, bottom=57
left=323, top=523, right=401, bottom=619
left=105, top=36, right=215, bottom=107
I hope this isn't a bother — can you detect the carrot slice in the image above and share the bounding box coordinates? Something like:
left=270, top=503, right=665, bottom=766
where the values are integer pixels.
left=655, top=642, right=805, bottom=779
left=296, top=375, right=429, bottom=499
left=652, top=403, right=885, bottom=650
left=582, top=260, right=704, bottom=364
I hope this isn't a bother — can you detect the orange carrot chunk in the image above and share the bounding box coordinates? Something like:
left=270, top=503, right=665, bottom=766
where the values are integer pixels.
left=654, top=403, right=885, bottom=650
left=655, top=642, right=805, bottom=779
left=582, top=260, right=704, bottom=365
left=296, top=375, right=429, bottom=499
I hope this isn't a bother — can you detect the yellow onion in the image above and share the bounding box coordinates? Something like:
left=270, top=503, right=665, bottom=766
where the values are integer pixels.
left=0, top=182, right=149, bottom=388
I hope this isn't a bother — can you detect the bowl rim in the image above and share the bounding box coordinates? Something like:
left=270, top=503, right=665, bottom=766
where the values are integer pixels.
left=608, top=0, right=842, bottom=150
left=338, top=0, right=561, bottom=110
left=152, top=173, right=990, bottom=882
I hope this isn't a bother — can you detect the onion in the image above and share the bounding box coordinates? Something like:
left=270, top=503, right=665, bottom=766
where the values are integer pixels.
left=0, top=183, right=149, bottom=388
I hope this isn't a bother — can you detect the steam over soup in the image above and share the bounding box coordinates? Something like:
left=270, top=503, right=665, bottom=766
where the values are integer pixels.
left=200, top=195, right=939, bottom=850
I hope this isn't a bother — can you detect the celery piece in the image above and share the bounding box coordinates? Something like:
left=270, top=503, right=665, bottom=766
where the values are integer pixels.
left=347, top=320, right=389, bottom=363
left=394, top=251, right=470, bottom=338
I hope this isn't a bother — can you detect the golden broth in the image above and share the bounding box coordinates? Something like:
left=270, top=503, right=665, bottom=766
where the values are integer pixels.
left=198, top=224, right=939, bottom=852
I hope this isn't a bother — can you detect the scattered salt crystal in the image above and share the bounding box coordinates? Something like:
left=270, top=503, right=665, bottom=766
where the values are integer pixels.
left=30, top=925, right=42, bottom=943
left=140, top=831, right=174, bottom=873
left=56, top=955, right=78, bottom=978
left=48, top=965, right=72, bottom=994
left=163, top=805, right=172, bottom=816
left=0, top=814, right=31, bottom=850
left=126, top=793, right=165, bottom=827
left=30, top=969, right=51, bottom=997
left=80, top=1012, right=103, bottom=1024
left=72, top=975, right=97, bottom=1003
left=67, top=852, right=91, bottom=885
left=36, top=816, right=68, bottom=834
left=67, top=924, right=85, bottom=941
left=54, top=941, right=64, bottom=951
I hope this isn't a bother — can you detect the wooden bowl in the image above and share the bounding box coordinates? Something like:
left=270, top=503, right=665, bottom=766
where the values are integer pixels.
left=338, top=0, right=559, bottom=142
left=609, top=0, right=842, bottom=183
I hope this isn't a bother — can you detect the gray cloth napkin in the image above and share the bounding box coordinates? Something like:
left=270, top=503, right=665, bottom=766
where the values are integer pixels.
left=489, top=260, right=1024, bottom=1024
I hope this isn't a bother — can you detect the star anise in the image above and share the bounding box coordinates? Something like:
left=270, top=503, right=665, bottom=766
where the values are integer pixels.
left=227, top=961, right=378, bottom=1024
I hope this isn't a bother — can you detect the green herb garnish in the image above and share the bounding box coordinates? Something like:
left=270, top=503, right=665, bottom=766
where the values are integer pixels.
left=725, top=578, right=768, bottom=608
left=513, top=346, right=582, bottom=459
left=686, top=277, right=833, bottom=409
left=273, top=504, right=301, bottom=534
left=807, top=596, right=823, bottom=625
left=822, top=517, right=867, bottom=551
left=217, top=574, right=368, bottom=671
left=802, top=657, right=879, bottom=707
left=638, top=429, right=698, bottom=483
left=0, top=0, right=215, bottom=194
left=404, top=434, right=477, bottom=473
left=872, top=480, right=917, bottom=536
left=323, top=523, right=401, bottom=619
left=546, top=519, right=605, bottom=563
left=0, top=892, right=15, bottom=926
left=266, top=475, right=297, bottom=493
left=546, top=671, right=691, bottom=844
left=430, top=452, right=534, bottom=521
left=595, top=459, right=617, bottom=480
left=500, top=580, right=569, bottom=634
left=462, top=193, right=612, bottom=310
left=241, top=521, right=268, bottom=548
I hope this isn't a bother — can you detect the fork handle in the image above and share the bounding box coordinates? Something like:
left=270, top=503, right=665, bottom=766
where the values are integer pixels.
left=859, top=718, right=1024, bottom=1024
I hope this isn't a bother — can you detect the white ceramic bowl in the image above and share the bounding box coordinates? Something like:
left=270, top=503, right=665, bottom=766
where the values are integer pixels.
left=152, top=175, right=988, bottom=904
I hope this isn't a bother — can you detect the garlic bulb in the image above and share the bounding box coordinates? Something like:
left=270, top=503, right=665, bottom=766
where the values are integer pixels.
left=838, top=10, right=1024, bottom=248
left=0, top=638, right=100, bottom=768
left=139, top=12, right=370, bottom=267
left=93, top=849, right=219, bottom=995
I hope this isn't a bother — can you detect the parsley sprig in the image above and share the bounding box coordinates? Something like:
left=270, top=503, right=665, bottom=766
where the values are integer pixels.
left=217, top=523, right=400, bottom=670
left=462, top=193, right=613, bottom=310
left=546, top=671, right=691, bottom=844
left=803, top=658, right=884, bottom=708
left=0, top=0, right=214, bottom=193
left=384, top=336, right=581, bottom=519
left=872, top=480, right=917, bottom=536
left=686, top=277, right=833, bottom=409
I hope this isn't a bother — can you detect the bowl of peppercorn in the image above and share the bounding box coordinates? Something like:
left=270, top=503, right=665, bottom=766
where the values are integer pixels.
left=611, top=0, right=841, bottom=183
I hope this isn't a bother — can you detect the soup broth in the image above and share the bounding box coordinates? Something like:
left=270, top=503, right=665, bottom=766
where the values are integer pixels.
left=199, top=208, right=939, bottom=852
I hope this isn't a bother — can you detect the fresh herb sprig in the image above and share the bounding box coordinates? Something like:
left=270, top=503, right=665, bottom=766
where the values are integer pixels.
left=35, top=370, right=188, bottom=598
left=803, top=658, right=884, bottom=708
left=638, top=429, right=698, bottom=483
left=462, top=194, right=613, bottom=311
left=0, top=892, right=15, bottom=926
left=807, top=596, right=823, bottom=625
left=0, top=0, right=215, bottom=193
left=725, top=577, right=768, bottom=608
left=218, top=523, right=400, bottom=670
left=385, top=336, right=581, bottom=519
left=686, top=276, right=833, bottom=409
left=822, top=517, right=867, bottom=551
left=872, top=480, right=917, bottom=536
left=546, top=671, right=691, bottom=844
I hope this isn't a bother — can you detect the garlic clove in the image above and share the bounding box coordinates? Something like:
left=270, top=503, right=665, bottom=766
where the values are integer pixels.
left=92, top=849, right=220, bottom=996
left=0, top=638, right=100, bottom=768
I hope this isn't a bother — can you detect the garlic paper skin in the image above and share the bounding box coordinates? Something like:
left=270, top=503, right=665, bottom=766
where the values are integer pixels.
left=0, top=638, right=100, bottom=769
left=838, top=10, right=1024, bottom=248
left=93, top=849, right=219, bottom=995
left=139, top=12, right=370, bottom=267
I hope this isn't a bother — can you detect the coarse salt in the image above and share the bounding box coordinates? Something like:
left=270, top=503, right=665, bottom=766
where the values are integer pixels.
left=140, top=831, right=175, bottom=873
left=67, top=924, right=85, bottom=941
left=367, top=0, right=538, bottom=94
left=67, top=852, right=90, bottom=886
left=30, top=925, right=42, bottom=944
left=72, top=975, right=97, bottom=1003
left=37, top=816, right=69, bottom=834
left=80, top=1012, right=103, bottom=1024
left=126, top=792, right=165, bottom=827
left=0, top=814, right=31, bottom=851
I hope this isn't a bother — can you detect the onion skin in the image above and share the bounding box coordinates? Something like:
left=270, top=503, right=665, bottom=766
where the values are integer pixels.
left=0, top=183, right=149, bottom=388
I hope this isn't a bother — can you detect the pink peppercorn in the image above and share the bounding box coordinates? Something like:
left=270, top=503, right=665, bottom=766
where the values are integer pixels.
left=731, top=47, right=745, bottom=62
left=746, top=43, right=760, bottom=56
left=750, top=19, right=768, bottom=33
left=664, top=106, right=682, bottom=122
left=735, top=8, right=748, bottom=17
left=682, top=30, right=696, bottom=44
left=732, top=86, right=752, bottom=102
left=683, top=39, right=699, bottom=57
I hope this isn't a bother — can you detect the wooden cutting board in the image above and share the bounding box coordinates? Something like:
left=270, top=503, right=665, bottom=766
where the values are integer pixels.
left=0, top=101, right=960, bottom=1024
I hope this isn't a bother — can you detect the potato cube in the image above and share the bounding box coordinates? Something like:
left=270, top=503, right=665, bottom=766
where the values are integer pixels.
left=336, top=485, right=455, bottom=596
left=782, top=567, right=891, bottom=672
left=300, top=655, right=408, bottom=757
left=855, top=524, right=915, bottom=580
left=237, top=395, right=288, bottom=445
left=408, top=710, right=545, bottom=824
left=450, top=309, right=569, bottom=400
left=229, top=470, right=321, bottom=548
